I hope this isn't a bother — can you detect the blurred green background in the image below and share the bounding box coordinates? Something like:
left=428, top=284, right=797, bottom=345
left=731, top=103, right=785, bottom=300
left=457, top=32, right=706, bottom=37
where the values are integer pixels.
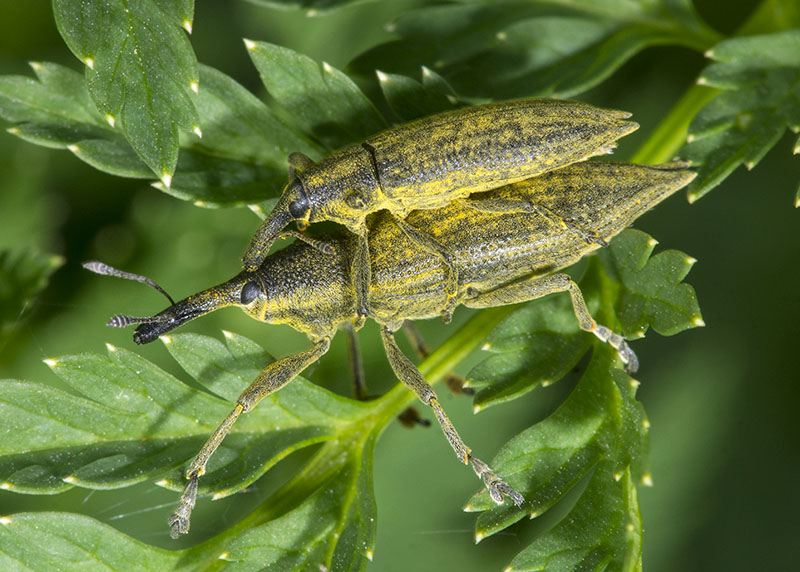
left=0, top=1, right=797, bottom=570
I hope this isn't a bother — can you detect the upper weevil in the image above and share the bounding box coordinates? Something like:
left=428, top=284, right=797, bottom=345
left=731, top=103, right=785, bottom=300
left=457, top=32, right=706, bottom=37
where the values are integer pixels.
left=86, top=160, right=694, bottom=539
left=242, top=99, right=638, bottom=318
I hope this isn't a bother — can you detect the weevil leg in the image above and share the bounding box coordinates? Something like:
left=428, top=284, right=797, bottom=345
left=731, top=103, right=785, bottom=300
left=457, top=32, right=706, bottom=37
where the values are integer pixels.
left=403, top=321, right=473, bottom=396
left=168, top=337, right=331, bottom=539
left=287, top=152, right=315, bottom=180
left=392, top=216, right=459, bottom=322
left=344, top=321, right=367, bottom=401
left=352, top=232, right=371, bottom=322
left=277, top=230, right=336, bottom=255
left=380, top=326, right=524, bottom=506
left=464, top=273, right=638, bottom=373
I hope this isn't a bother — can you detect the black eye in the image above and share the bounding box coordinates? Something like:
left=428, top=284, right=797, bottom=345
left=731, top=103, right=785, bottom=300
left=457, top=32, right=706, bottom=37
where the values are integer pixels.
left=240, top=281, right=261, bottom=304
left=288, top=197, right=309, bottom=219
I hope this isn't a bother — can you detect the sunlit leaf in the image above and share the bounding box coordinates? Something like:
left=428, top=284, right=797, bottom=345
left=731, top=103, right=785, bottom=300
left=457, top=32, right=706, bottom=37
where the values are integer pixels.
left=52, top=0, right=199, bottom=180
left=247, top=40, right=386, bottom=150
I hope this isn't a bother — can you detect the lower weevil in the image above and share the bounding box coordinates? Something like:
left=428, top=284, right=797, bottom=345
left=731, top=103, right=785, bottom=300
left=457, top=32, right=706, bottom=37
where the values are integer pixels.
left=86, top=160, right=694, bottom=538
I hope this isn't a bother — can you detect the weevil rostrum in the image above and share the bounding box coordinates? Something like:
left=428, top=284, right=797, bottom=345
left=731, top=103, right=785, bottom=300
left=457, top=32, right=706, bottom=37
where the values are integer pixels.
left=242, top=99, right=638, bottom=317
left=86, top=160, right=695, bottom=538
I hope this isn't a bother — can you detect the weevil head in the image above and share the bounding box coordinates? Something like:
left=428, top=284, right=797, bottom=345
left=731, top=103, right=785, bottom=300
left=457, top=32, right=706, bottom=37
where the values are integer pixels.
left=131, top=271, right=270, bottom=343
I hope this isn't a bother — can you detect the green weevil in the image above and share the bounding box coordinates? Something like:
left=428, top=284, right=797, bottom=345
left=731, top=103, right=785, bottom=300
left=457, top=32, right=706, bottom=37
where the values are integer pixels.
left=242, top=99, right=638, bottom=317
left=86, top=160, right=694, bottom=538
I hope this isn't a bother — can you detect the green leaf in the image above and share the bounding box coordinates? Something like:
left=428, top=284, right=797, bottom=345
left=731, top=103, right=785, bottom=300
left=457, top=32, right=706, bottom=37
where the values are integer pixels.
left=468, top=348, right=647, bottom=571
left=0, top=331, right=384, bottom=569
left=684, top=29, right=800, bottom=202
left=598, top=229, right=703, bottom=338
left=52, top=0, right=200, bottom=181
left=460, top=229, right=701, bottom=567
left=0, top=250, right=64, bottom=352
left=376, top=70, right=458, bottom=122
left=247, top=41, right=386, bottom=150
left=350, top=0, right=719, bottom=99
left=0, top=513, right=179, bottom=571
left=0, top=62, right=312, bottom=205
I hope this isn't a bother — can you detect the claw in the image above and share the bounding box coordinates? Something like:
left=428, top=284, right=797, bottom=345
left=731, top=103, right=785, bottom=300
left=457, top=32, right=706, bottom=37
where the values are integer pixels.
left=168, top=475, right=198, bottom=539
left=469, top=456, right=524, bottom=507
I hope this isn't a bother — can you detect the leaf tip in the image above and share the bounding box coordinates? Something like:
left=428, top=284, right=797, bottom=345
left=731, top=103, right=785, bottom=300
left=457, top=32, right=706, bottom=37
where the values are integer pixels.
left=0, top=482, right=12, bottom=490
left=218, top=552, right=231, bottom=561
left=105, top=113, right=116, bottom=128
left=6, top=126, right=19, bottom=135
left=629, top=378, right=640, bottom=389
left=247, top=204, right=265, bottom=217
left=384, top=22, right=396, bottom=33
left=686, top=133, right=696, bottom=143
left=643, top=418, right=651, bottom=429
left=0, top=516, right=11, bottom=526
left=529, top=510, right=539, bottom=519
left=84, top=57, right=95, bottom=70
left=475, top=531, right=485, bottom=544
left=106, top=342, right=118, bottom=353
left=155, top=479, right=169, bottom=487
left=212, top=491, right=226, bottom=500
left=194, top=200, right=208, bottom=207
left=503, top=566, right=514, bottom=572
left=745, top=160, right=756, bottom=170
left=193, top=125, right=203, bottom=138
left=614, top=471, right=623, bottom=481
left=641, top=474, right=653, bottom=486
left=692, top=316, right=705, bottom=327
left=67, top=144, right=80, bottom=153
left=481, top=342, right=491, bottom=351
left=322, top=61, right=335, bottom=74
left=704, top=49, right=714, bottom=59
left=243, top=38, right=257, bottom=51
left=686, top=256, right=698, bottom=266
left=222, top=329, right=234, bottom=339
left=182, top=19, right=193, bottom=34
left=29, top=61, right=42, bottom=71
left=687, top=191, right=699, bottom=204
left=473, top=403, right=482, bottom=414
left=190, top=81, right=199, bottom=95
left=151, top=181, right=165, bottom=191
left=160, top=335, right=173, bottom=345
left=63, top=475, right=77, bottom=484
left=376, top=70, right=389, bottom=83
left=366, top=549, right=374, bottom=562
left=696, top=77, right=708, bottom=86
left=496, top=31, right=508, bottom=42
left=160, top=172, right=172, bottom=188
left=43, top=358, right=58, bottom=368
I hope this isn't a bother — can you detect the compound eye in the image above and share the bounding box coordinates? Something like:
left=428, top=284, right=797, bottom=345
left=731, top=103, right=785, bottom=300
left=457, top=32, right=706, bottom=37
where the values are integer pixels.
left=288, top=197, right=309, bottom=219
left=240, top=281, right=261, bottom=305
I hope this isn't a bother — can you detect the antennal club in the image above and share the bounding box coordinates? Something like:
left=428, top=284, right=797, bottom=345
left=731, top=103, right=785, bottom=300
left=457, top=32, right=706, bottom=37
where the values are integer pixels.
left=83, top=261, right=176, bottom=304
left=82, top=260, right=177, bottom=329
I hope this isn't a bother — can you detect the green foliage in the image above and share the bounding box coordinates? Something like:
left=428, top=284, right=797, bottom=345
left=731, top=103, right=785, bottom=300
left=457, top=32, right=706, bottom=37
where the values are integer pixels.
left=52, top=0, right=199, bottom=181
left=0, top=250, right=63, bottom=352
left=685, top=29, right=800, bottom=201
left=349, top=0, right=721, bottom=100
left=0, top=0, right=797, bottom=571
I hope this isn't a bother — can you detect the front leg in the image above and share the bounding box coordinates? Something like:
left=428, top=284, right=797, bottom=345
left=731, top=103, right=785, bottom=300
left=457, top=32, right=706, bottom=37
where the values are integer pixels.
left=168, top=337, right=332, bottom=538
left=380, top=326, right=524, bottom=506
left=352, top=232, right=371, bottom=322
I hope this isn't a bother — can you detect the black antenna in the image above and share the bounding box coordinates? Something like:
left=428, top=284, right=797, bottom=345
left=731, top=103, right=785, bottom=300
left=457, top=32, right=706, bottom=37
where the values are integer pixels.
left=83, top=260, right=176, bottom=305
left=83, top=261, right=176, bottom=328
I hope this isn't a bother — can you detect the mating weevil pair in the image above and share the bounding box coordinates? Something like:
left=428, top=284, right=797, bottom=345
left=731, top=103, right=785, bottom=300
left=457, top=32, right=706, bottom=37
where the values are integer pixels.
left=86, top=98, right=695, bottom=538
